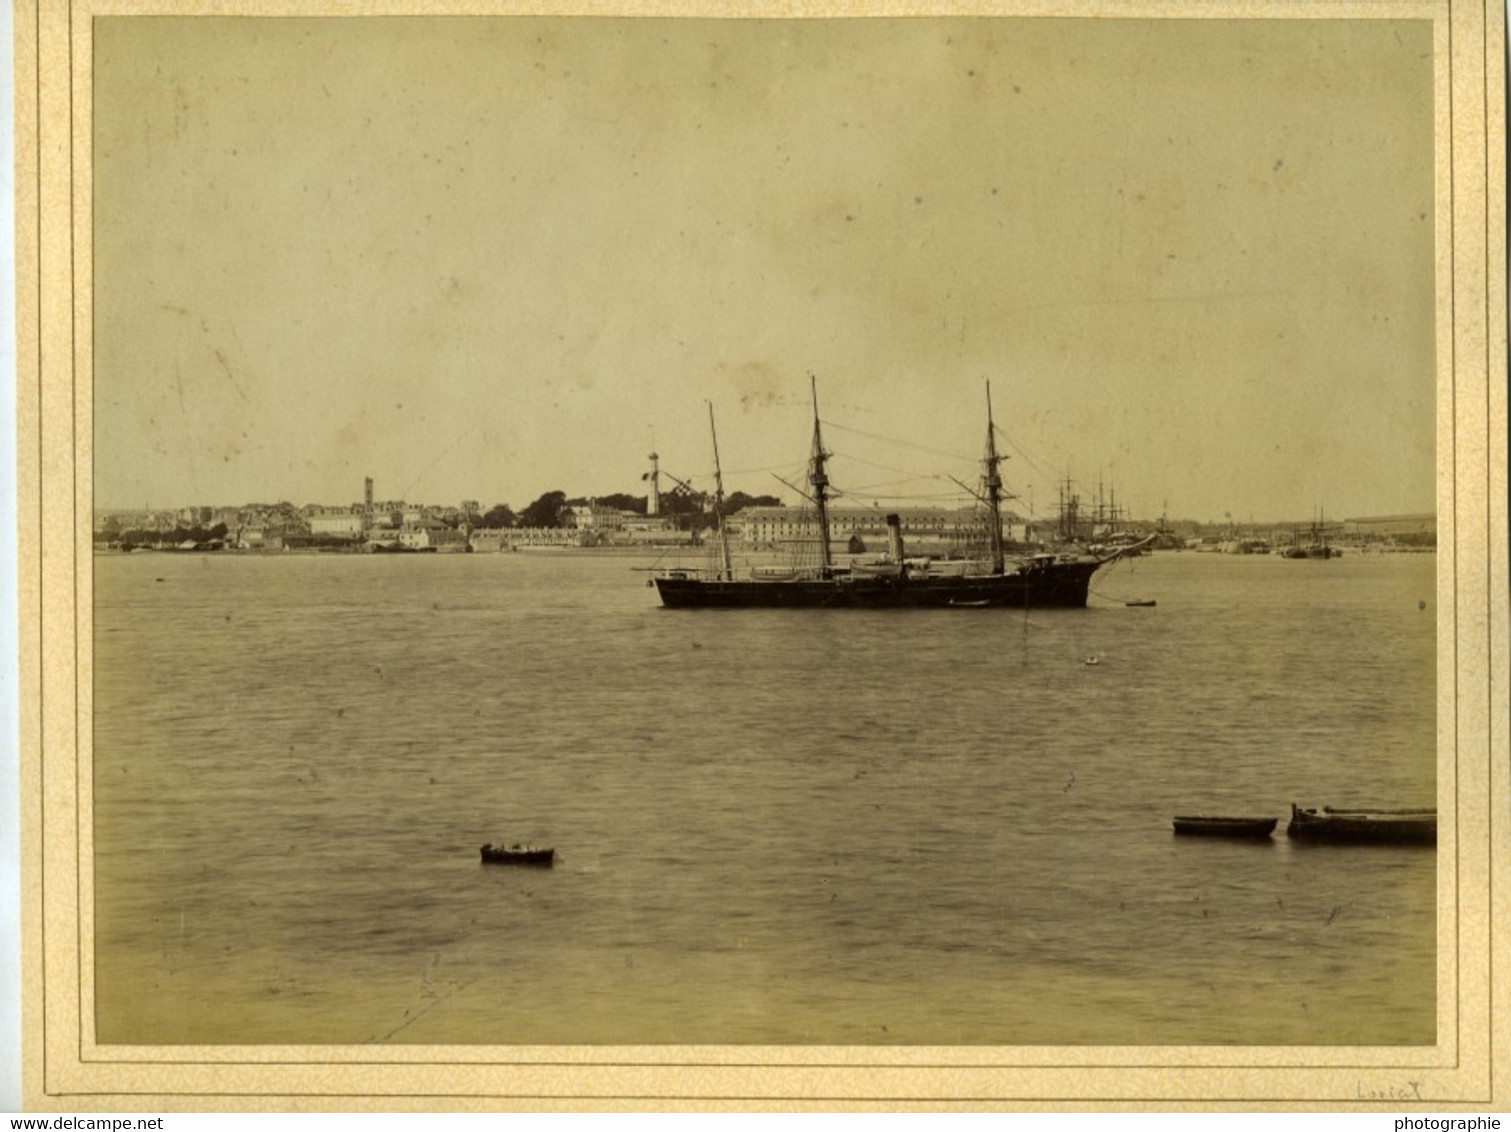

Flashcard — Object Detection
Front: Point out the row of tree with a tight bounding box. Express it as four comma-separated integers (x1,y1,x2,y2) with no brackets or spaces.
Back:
480,489,781,531
96,522,230,550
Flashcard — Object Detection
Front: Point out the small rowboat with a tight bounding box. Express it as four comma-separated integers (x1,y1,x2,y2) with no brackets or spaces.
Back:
1125,599,1157,608
1172,815,1278,839
480,842,555,866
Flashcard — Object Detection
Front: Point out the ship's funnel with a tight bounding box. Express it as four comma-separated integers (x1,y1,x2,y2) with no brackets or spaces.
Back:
886,513,904,562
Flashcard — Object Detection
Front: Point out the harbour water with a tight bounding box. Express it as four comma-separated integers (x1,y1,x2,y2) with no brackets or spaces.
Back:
92,549,1438,1046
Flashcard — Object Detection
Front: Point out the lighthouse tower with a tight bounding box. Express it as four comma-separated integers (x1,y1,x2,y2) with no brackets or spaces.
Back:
646,453,661,516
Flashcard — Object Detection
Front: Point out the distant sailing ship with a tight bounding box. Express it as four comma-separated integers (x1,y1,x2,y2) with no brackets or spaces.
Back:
651,380,1149,609
1281,516,1343,559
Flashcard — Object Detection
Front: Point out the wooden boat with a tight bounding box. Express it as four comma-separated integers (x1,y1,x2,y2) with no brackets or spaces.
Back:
1125,599,1157,608
1286,804,1436,845
480,842,555,866
1172,815,1277,839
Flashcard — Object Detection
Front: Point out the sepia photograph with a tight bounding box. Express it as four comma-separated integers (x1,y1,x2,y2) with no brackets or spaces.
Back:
15,0,1508,1111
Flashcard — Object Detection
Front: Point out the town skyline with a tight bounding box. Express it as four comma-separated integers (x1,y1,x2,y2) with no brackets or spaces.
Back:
91,472,1433,531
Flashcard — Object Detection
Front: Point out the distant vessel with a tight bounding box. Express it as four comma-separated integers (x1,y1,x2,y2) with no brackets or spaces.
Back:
652,381,1148,610
480,842,555,866
1282,517,1343,559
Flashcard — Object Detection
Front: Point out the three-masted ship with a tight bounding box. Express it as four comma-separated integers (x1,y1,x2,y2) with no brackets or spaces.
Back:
651,382,1143,609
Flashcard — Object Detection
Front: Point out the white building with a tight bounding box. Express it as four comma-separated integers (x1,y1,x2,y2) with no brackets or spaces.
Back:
566,502,634,531
307,507,364,538
733,506,1026,551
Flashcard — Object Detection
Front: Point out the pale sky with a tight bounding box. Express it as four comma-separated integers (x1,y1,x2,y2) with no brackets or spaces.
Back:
93,15,1436,522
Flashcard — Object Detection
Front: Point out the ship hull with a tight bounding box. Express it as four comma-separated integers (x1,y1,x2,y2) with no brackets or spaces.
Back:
653,560,1103,609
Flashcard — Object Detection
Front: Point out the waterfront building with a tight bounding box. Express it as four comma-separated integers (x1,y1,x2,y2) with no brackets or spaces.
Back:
1342,513,1436,544
306,506,364,538
1341,510,1432,547
566,502,636,531
622,523,695,547
731,505,1031,552
469,529,509,553
506,526,590,549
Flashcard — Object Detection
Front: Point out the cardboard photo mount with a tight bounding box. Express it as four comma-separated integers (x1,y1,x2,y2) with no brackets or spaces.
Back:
14,0,1508,1111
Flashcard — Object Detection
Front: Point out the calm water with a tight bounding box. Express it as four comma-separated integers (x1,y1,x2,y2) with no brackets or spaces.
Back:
92,549,1438,1046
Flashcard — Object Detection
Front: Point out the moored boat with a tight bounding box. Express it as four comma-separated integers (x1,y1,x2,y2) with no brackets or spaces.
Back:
1286,804,1436,845
1172,815,1277,839
652,381,1149,610
480,842,555,866
1283,516,1343,559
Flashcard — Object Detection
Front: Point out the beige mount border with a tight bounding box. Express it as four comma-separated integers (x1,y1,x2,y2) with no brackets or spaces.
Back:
15,0,1508,1111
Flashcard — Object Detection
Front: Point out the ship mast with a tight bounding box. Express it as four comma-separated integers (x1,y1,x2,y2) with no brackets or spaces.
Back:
982,381,1007,575
808,375,835,574
707,401,733,580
